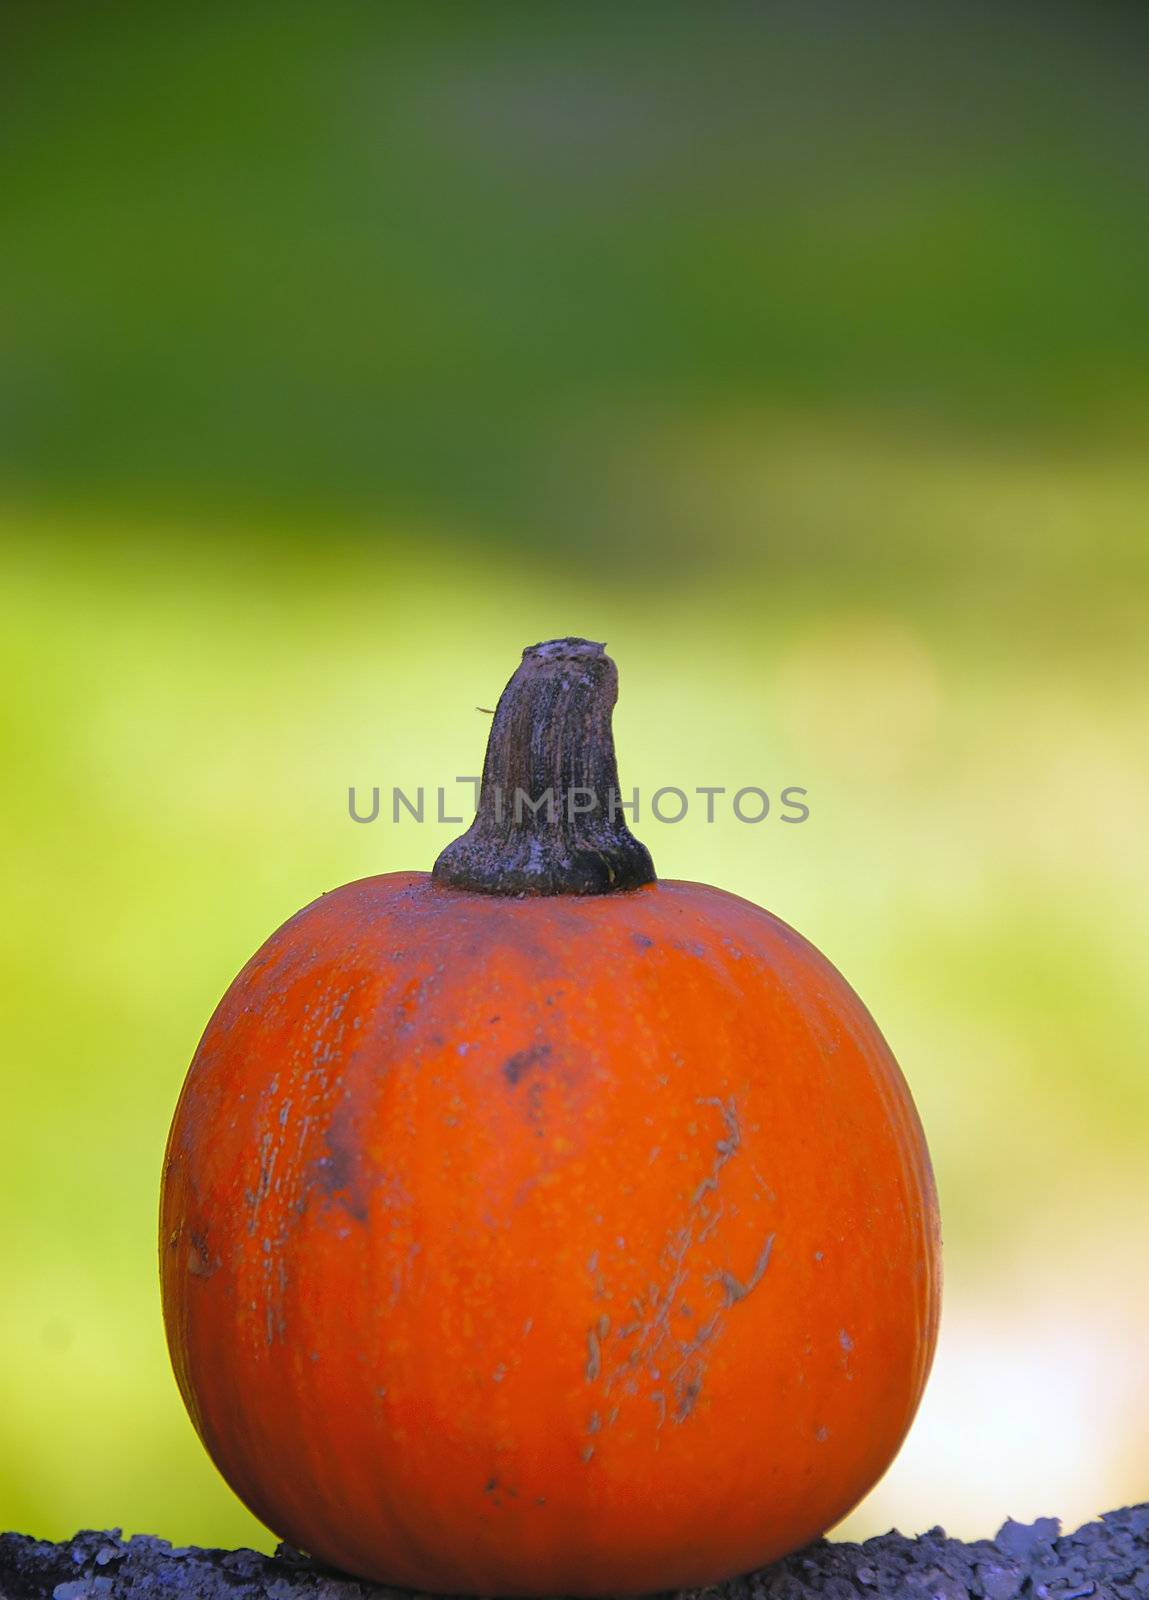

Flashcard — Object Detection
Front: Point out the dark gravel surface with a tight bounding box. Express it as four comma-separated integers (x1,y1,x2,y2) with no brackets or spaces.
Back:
2,1507,1147,1600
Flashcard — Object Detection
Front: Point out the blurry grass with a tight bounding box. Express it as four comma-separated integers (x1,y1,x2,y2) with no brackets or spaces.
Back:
4,0,1149,545
1,411,1147,1543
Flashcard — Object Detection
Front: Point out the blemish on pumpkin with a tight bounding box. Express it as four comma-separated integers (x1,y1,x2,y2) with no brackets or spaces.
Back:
697,1202,723,1244
247,1129,279,1236
839,1328,854,1352
187,1229,217,1277
503,1043,551,1086
815,1425,829,1442
585,1096,777,1428
712,1233,775,1306
314,1124,369,1222
585,1325,602,1382
675,1376,702,1421
526,1079,547,1134
631,933,654,951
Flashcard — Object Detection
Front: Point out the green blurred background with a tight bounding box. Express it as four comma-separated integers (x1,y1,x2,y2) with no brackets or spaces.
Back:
2,0,1148,1554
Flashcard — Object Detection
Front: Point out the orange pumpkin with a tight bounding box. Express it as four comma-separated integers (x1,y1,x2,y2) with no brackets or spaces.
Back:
161,639,940,1596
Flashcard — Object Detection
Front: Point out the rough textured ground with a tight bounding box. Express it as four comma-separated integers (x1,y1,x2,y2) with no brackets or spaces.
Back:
2,1508,1147,1600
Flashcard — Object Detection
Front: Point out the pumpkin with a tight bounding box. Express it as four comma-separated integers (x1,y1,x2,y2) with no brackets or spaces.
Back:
160,638,940,1596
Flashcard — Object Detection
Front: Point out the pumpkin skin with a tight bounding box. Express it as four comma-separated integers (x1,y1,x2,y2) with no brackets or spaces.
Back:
161,870,940,1595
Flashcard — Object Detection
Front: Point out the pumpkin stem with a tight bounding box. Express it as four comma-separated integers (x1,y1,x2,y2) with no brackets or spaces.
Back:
433,638,656,896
